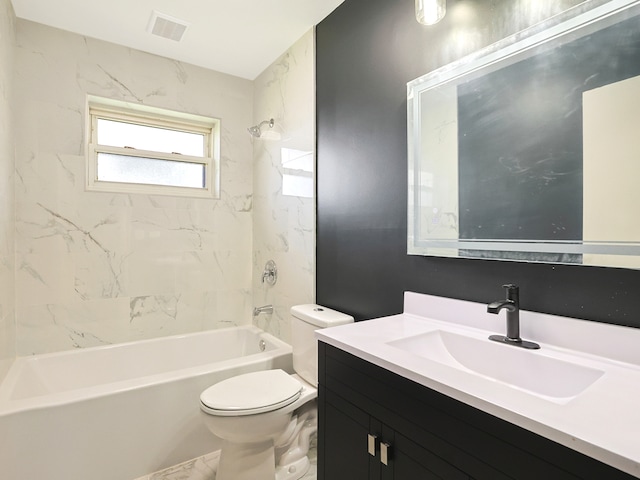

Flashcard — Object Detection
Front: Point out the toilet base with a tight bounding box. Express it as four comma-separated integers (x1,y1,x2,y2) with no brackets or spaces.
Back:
216,439,276,480
275,456,310,480
274,402,316,480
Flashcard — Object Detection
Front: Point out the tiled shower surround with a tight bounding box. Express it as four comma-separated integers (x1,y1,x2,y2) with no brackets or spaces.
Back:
252,32,315,344
0,0,16,380
9,16,315,355
13,20,251,355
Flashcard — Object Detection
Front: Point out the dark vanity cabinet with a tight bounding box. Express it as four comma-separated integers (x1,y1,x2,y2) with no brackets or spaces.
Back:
317,342,637,480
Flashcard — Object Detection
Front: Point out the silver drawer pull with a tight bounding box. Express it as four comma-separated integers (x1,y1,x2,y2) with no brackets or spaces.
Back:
367,434,378,456
381,442,391,466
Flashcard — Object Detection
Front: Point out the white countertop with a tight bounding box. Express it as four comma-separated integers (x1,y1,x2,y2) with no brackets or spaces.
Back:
316,292,640,478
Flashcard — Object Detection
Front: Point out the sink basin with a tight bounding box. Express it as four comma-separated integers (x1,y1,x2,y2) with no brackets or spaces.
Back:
387,330,604,400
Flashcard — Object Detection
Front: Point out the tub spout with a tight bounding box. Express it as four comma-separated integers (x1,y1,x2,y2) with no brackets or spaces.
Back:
253,305,273,316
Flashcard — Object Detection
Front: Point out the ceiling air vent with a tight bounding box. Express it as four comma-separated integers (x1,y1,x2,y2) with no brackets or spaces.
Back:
147,11,189,42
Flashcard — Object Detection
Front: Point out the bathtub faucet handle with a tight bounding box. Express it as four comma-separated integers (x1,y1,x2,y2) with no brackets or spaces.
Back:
261,260,277,286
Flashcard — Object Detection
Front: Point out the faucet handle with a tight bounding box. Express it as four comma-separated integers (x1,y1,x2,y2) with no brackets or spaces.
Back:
261,260,277,286
501,284,519,302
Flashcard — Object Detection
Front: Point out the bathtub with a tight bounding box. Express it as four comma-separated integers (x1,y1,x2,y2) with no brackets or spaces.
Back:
0,325,293,480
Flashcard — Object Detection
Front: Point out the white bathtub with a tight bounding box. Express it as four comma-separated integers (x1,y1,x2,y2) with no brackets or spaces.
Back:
0,325,293,480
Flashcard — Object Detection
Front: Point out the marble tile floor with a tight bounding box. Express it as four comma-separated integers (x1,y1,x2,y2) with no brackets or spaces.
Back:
135,448,317,480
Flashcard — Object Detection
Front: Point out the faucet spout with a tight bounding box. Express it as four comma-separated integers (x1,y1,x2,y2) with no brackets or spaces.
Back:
487,299,516,314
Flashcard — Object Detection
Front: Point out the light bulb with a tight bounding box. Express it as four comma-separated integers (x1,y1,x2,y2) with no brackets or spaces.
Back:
416,0,446,25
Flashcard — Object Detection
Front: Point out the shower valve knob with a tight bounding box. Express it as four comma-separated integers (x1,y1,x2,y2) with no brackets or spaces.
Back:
261,260,277,286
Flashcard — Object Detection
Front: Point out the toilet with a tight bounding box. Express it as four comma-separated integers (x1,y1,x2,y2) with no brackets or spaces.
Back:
200,304,353,480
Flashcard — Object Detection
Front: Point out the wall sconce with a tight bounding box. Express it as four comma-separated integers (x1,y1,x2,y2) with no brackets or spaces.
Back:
415,0,446,25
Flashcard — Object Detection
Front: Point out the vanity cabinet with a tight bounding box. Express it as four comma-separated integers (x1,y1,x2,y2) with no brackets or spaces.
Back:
317,342,637,480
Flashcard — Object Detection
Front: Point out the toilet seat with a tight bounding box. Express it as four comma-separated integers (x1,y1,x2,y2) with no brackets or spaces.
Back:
200,369,303,416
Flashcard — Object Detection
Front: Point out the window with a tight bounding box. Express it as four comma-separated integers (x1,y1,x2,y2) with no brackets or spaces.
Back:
86,96,219,198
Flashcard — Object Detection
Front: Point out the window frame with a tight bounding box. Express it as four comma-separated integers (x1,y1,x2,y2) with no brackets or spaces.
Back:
86,96,220,198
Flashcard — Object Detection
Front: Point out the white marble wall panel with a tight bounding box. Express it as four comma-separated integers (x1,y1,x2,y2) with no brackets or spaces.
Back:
252,31,316,342
0,0,16,380
14,20,254,355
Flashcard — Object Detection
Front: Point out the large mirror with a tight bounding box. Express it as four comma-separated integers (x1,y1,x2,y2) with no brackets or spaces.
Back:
408,0,640,268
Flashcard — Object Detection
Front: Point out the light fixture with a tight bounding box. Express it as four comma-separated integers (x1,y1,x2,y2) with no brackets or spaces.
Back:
415,0,446,25
247,118,275,138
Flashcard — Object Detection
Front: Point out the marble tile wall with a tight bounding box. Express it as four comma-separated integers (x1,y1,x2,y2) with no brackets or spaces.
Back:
252,30,316,342
0,0,16,379
13,20,255,355
134,449,317,480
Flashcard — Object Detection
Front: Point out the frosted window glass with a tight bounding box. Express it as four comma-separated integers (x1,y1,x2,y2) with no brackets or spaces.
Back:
97,153,205,189
97,119,205,156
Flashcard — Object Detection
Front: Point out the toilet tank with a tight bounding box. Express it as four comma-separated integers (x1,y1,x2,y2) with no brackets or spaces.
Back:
291,304,354,385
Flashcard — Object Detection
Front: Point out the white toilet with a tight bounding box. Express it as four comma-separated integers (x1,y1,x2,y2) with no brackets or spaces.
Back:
200,304,353,480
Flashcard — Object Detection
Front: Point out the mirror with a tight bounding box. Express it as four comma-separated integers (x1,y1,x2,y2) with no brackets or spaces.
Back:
408,0,640,269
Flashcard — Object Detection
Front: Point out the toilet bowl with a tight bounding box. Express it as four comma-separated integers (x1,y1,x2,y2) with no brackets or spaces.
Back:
199,304,353,480
200,371,317,480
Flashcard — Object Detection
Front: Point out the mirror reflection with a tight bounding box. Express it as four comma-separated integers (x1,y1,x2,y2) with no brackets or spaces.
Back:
408,0,640,268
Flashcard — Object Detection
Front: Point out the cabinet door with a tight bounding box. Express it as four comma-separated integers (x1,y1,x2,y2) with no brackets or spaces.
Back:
321,389,373,479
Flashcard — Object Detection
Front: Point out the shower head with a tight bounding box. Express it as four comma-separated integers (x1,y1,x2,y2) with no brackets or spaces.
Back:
247,125,262,137
247,118,275,138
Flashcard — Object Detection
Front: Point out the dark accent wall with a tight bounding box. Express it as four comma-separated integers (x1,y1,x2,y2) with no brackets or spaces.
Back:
316,0,640,328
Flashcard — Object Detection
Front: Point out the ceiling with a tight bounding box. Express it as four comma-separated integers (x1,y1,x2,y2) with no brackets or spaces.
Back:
10,0,345,80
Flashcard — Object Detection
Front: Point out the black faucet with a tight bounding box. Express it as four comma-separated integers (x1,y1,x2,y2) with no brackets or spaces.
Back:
487,284,540,349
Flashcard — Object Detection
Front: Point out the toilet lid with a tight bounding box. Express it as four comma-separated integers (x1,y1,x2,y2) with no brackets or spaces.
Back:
200,369,302,416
